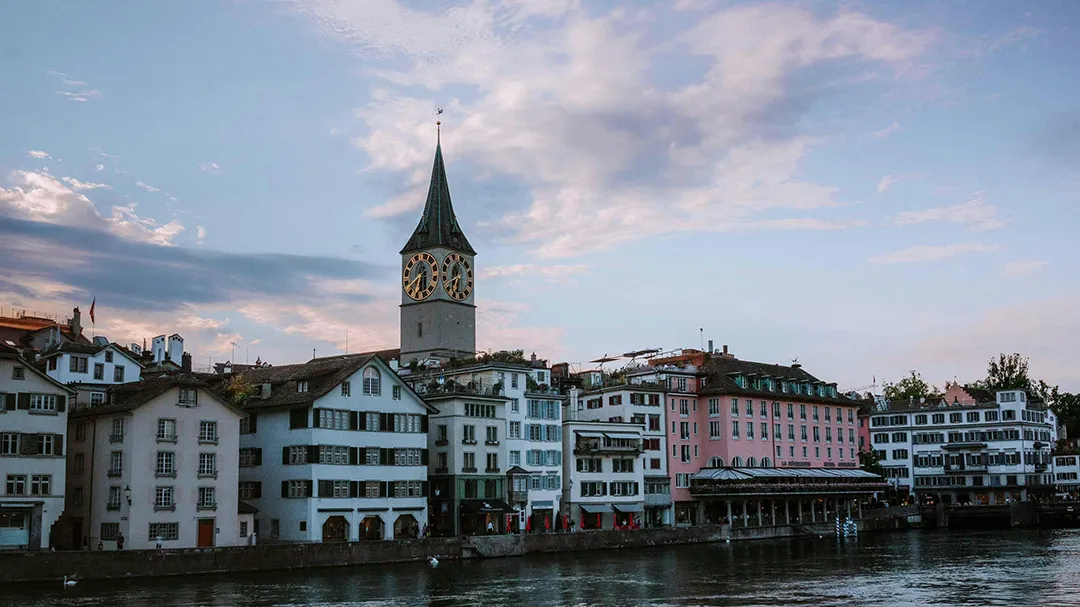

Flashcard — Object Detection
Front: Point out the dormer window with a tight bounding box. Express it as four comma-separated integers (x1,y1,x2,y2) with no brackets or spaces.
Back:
297,380,309,393
105,351,113,363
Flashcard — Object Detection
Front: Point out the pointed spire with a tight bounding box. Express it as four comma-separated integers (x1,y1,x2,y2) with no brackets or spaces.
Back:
400,124,475,255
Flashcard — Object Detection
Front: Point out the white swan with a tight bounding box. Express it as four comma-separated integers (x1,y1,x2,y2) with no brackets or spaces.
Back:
63,575,77,588
429,557,439,567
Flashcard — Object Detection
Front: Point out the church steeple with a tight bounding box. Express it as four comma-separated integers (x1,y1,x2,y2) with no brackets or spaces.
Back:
400,137,475,256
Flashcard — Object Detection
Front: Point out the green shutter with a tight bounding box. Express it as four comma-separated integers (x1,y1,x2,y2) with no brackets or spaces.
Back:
421,481,429,497
420,415,428,433
254,482,262,499
307,445,319,464
249,413,258,433
349,447,359,466
17,393,30,410
54,434,64,457
282,447,289,465
359,412,368,431
254,449,262,466
281,481,289,498
349,411,359,431
3,393,14,411
56,395,67,413
421,449,429,466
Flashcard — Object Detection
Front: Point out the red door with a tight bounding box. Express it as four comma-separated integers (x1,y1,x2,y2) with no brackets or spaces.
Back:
197,519,214,547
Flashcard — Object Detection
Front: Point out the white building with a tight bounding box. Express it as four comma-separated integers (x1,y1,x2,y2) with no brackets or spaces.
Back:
63,374,245,550
0,344,76,549
403,356,564,533
234,353,433,542
1053,455,1079,495
867,388,1057,504
572,381,672,526
41,339,144,407
561,418,645,530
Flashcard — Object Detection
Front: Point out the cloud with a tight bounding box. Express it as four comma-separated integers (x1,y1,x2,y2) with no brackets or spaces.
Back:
195,226,207,244
963,26,1043,58
47,70,87,87
199,162,221,174
869,242,996,264
876,175,896,193
27,150,51,159
56,90,103,102
892,191,1005,231
48,70,102,102
94,164,105,172
1003,259,1047,278
61,177,111,191
481,264,589,282
134,180,160,193
873,123,901,139
290,1,932,258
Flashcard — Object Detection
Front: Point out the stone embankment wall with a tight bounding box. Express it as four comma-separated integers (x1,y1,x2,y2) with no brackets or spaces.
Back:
0,519,901,585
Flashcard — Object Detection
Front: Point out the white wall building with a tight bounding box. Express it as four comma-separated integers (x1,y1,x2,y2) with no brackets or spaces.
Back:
236,353,433,542
867,389,1056,504
41,340,144,407
0,345,76,549
63,374,244,550
561,418,645,530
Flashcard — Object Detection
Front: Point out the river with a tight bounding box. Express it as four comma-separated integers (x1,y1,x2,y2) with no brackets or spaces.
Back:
5,530,1080,606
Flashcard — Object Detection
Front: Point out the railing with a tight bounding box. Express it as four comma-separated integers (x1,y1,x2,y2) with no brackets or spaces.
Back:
690,481,889,496
574,443,642,455
109,434,124,443
510,491,528,503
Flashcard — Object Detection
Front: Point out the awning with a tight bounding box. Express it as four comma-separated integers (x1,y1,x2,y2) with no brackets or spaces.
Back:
576,431,604,438
460,499,515,514
612,503,644,513
531,501,554,509
602,432,640,439
580,504,613,513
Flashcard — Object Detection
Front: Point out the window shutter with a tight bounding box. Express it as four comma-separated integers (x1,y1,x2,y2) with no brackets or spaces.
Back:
349,447,359,466
358,447,367,465
54,435,64,456
56,395,67,412
379,448,389,466
290,408,308,429
350,481,359,498
421,449,429,466
282,446,290,465
310,408,321,428
3,393,14,410
381,413,391,432
254,449,263,466
254,482,262,498
359,412,368,431
20,435,34,455
379,481,388,497
249,413,258,433
305,480,313,497
318,480,332,498
420,415,428,433
421,481,429,497
281,481,289,498
17,393,30,410
349,411,359,431
307,445,319,464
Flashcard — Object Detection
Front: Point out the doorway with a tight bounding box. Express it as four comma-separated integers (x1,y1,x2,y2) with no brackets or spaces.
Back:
197,519,215,547
322,516,350,542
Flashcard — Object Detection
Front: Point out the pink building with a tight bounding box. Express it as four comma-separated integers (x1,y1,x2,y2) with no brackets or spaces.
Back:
633,346,863,524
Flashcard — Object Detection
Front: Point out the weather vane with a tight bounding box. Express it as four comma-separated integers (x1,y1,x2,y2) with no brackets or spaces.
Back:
436,108,443,142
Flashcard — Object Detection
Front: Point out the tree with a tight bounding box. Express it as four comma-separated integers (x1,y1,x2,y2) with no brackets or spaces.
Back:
859,449,885,477
225,374,253,406
882,370,941,402
972,353,1034,393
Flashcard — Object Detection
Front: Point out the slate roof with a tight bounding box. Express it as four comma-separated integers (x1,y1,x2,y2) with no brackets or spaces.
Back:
69,373,232,417
698,356,855,405
400,142,475,255
40,341,146,367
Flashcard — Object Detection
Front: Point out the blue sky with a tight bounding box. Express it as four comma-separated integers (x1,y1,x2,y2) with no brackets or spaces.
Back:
1,1,1078,391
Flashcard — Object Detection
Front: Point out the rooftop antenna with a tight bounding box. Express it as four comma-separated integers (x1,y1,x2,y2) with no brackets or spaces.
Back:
312,348,316,360
699,328,703,351
436,108,443,143
230,341,237,365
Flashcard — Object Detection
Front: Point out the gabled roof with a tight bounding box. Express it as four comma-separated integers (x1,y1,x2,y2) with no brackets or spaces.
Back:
699,356,853,405
69,373,238,418
40,341,146,368
0,343,77,394
400,141,475,256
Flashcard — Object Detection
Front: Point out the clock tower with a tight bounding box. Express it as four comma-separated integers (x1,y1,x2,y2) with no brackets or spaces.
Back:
399,131,477,363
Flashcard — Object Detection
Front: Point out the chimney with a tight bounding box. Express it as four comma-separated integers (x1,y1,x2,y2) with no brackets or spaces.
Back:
70,307,82,338
568,387,581,421
531,352,537,363
151,335,167,364
181,352,192,373
168,334,183,363
707,339,714,353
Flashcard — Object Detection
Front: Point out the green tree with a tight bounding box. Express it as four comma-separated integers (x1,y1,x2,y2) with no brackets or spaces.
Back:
882,370,941,402
971,353,1034,393
225,374,253,406
859,449,885,477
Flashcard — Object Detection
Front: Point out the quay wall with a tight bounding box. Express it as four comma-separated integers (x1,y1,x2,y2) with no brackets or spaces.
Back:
0,519,902,585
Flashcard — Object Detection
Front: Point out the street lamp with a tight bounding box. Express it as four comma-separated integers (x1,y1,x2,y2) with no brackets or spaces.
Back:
124,485,131,506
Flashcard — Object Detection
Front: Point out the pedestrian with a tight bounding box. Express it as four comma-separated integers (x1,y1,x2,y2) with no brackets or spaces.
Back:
97,541,103,551
486,519,494,534
156,536,163,550
116,532,124,551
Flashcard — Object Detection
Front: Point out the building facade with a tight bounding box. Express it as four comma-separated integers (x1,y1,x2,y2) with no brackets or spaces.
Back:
399,138,477,363
866,388,1057,504
63,374,244,550
233,353,432,543
41,340,144,407
561,419,646,530
0,345,76,549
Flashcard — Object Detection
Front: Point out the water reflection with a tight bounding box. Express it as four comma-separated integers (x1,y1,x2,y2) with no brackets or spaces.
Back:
5,530,1080,607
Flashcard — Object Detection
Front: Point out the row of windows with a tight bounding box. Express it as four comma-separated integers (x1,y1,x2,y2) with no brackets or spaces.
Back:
575,457,636,473
4,474,51,496
706,421,855,444
56,355,126,382
874,407,1046,428
0,433,62,456
509,474,562,492
579,481,639,497
306,409,424,432
153,419,218,442
707,399,855,424
730,375,838,399
284,445,427,466
670,441,855,464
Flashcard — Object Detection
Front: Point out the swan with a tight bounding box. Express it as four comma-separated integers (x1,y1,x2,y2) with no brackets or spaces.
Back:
429,556,439,567
63,576,77,588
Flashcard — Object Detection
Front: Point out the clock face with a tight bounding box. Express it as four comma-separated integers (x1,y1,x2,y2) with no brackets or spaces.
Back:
402,252,438,301
441,252,474,301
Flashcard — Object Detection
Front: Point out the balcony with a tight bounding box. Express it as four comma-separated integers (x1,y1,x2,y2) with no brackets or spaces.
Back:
155,470,177,479
485,440,500,446
106,503,121,511
156,434,177,444
197,502,217,511
154,504,176,512
462,467,478,473
574,443,643,455
435,439,448,447
644,493,672,506
109,434,124,443
197,470,218,479
198,437,219,446
510,491,528,503
461,439,477,446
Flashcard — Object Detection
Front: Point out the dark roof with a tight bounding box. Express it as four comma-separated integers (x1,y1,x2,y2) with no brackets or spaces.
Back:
400,142,475,255
0,344,77,393
40,341,146,367
960,386,995,402
70,374,236,418
699,356,853,405
238,501,259,515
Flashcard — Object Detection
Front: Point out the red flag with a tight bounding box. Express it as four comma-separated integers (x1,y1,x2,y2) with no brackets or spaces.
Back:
89,298,96,324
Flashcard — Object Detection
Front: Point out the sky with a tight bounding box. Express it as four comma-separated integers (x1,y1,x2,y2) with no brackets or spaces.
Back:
1,1,1078,392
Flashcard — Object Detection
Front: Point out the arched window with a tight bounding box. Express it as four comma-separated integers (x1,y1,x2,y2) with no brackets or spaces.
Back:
362,367,381,396
762,457,772,468
732,456,744,467
707,456,724,468
747,457,757,468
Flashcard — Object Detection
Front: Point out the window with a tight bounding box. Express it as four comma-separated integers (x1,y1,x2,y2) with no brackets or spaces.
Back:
486,426,498,444
30,394,57,412
486,453,498,471
149,522,179,541
113,366,125,383
297,380,309,393
90,392,104,406
787,403,794,420
11,366,24,380
813,427,820,443
679,400,689,416
5,475,26,495
109,451,123,475
731,398,739,415
199,421,218,443
463,452,476,471
966,411,980,423
580,481,606,497
813,406,819,421
801,426,808,442
178,388,198,407
341,381,351,397
239,448,261,467
93,363,104,380
105,350,113,363
157,419,177,441
289,445,309,464
288,480,311,498
577,458,602,472
393,448,422,466
709,421,722,438
760,423,768,440
198,453,217,477
37,434,56,455
788,425,795,440
746,422,754,440
70,356,88,373
101,522,120,541
362,367,381,395
318,408,348,430
1,433,19,455
949,412,962,424
680,422,690,440
681,445,691,463
800,404,807,420
708,398,720,416
156,451,176,476
155,486,175,509
198,487,216,509
675,473,690,488
677,377,687,392
745,399,752,416
613,458,635,473
240,415,256,434
392,385,401,400
463,425,476,443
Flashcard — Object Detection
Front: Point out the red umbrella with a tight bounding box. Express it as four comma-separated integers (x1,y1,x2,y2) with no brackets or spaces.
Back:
525,517,531,533
544,515,550,531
